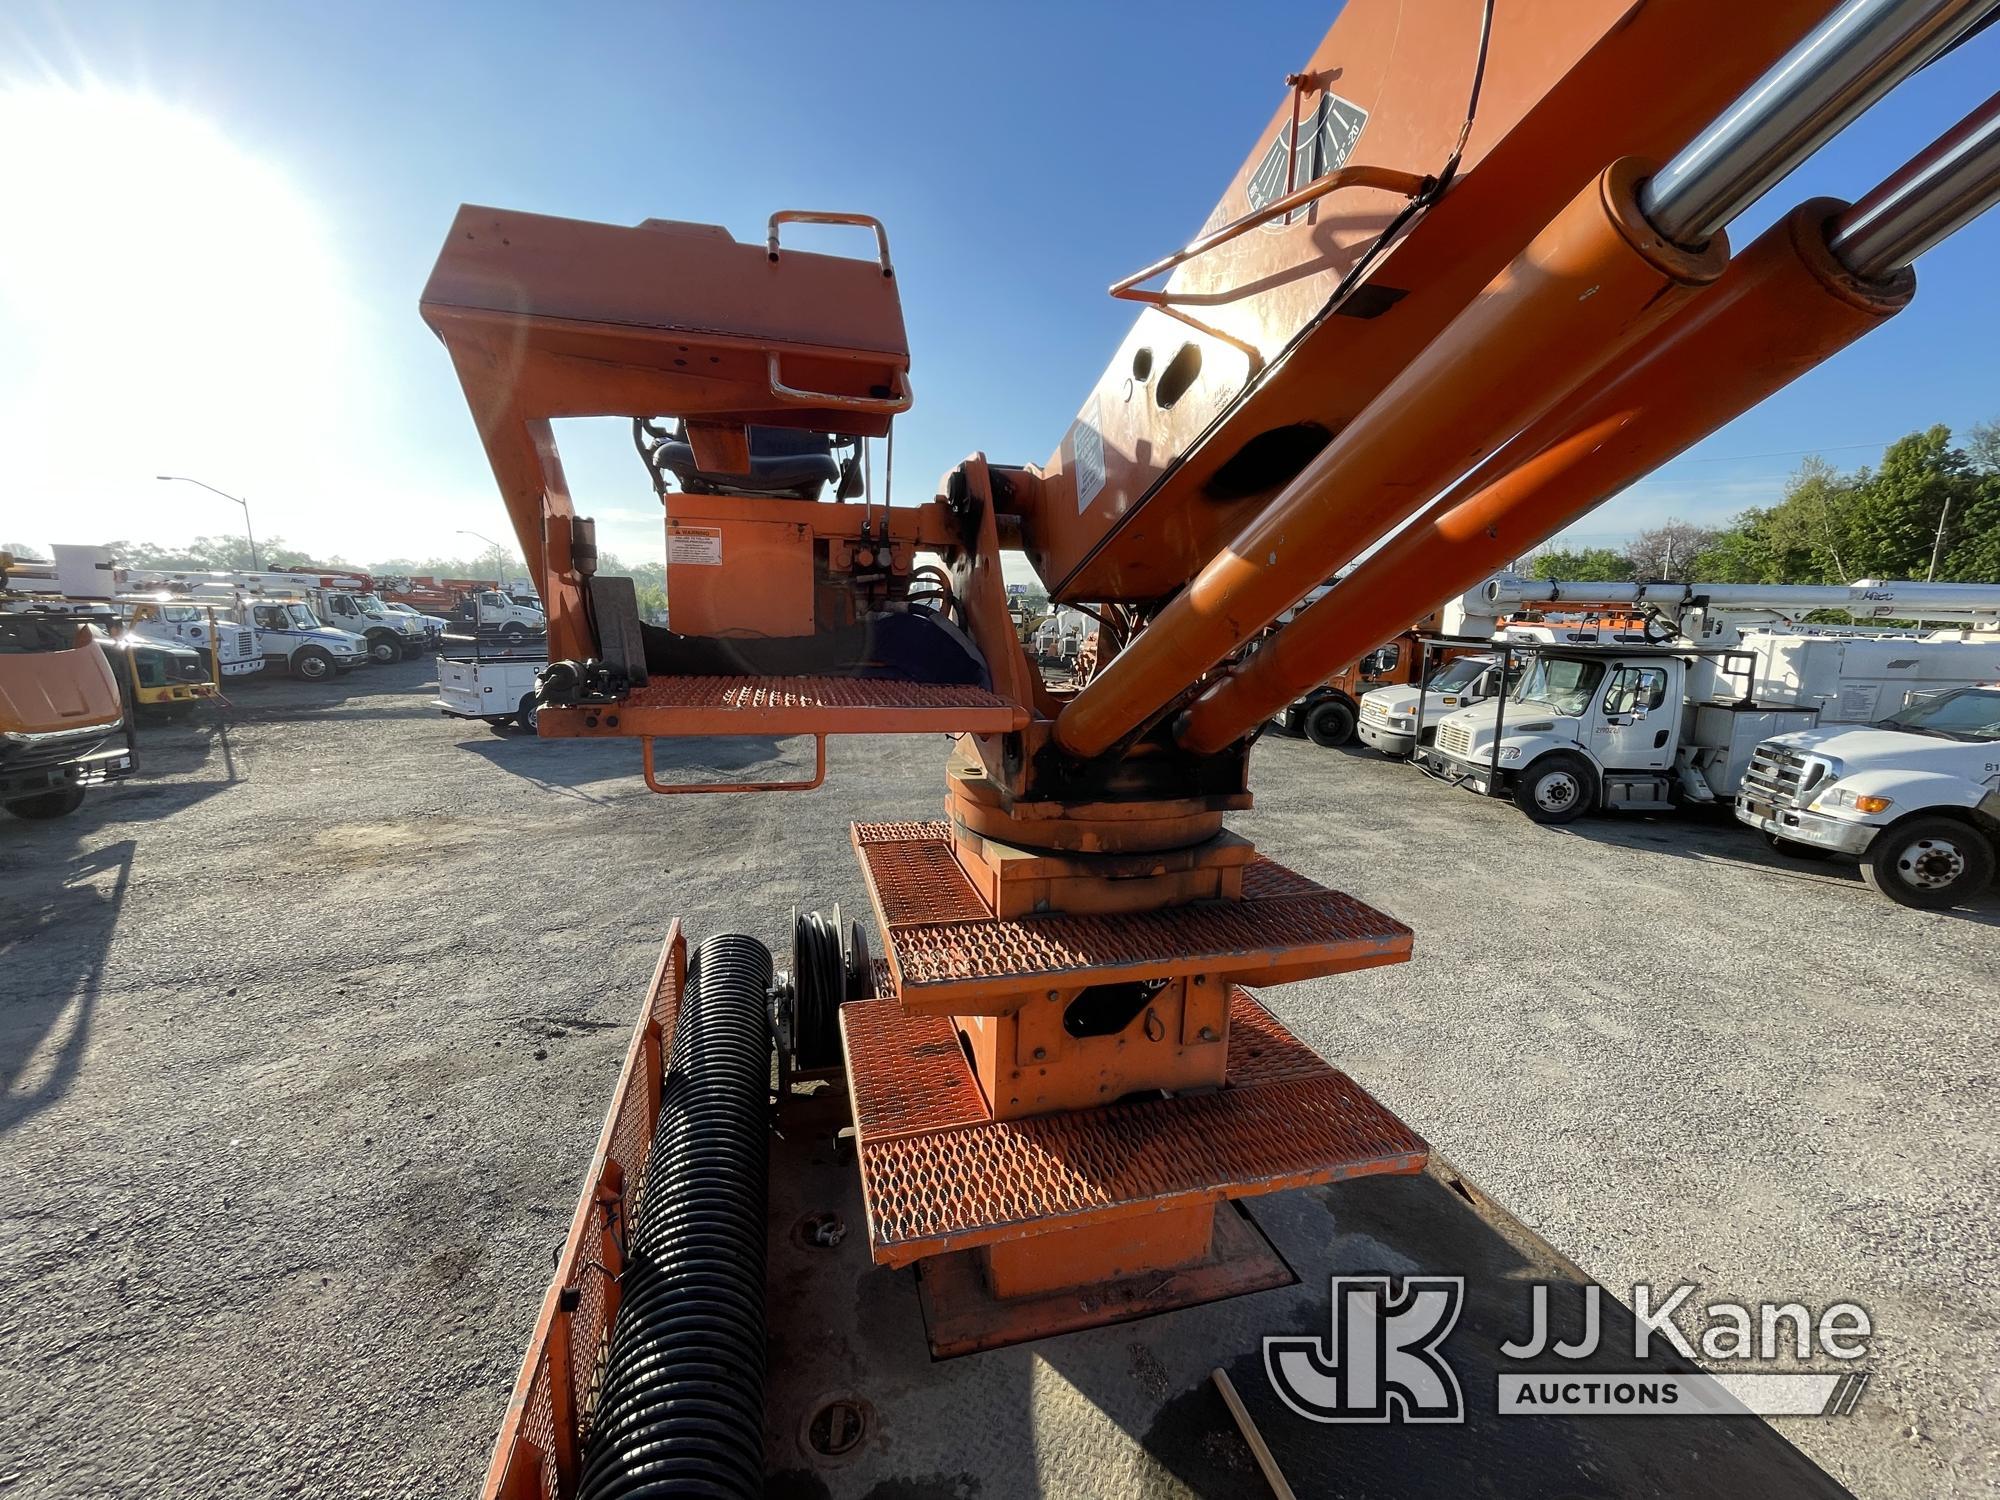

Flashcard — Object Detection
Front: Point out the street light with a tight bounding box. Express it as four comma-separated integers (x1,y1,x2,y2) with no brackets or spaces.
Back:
156,475,259,571
458,528,510,586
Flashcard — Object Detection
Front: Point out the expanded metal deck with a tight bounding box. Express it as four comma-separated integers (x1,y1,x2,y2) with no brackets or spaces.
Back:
851,821,1414,1010
546,676,1027,737
839,986,1428,1267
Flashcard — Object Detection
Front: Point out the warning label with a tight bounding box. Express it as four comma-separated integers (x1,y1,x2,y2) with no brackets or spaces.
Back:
1072,397,1106,515
667,527,723,566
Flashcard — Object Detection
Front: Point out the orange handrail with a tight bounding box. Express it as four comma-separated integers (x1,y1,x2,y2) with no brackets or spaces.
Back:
1109,164,1431,305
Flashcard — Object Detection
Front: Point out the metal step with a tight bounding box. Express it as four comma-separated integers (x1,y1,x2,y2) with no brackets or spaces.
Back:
839,984,1428,1268
851,821,1413,1011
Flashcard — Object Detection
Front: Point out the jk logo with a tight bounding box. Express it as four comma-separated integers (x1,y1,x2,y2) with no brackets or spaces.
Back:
1265,1276,1466,1423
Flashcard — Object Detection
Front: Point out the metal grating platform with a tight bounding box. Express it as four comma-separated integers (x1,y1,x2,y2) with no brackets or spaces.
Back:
839,987,1427,1267
851,821,1413,1010
552,677,1027,738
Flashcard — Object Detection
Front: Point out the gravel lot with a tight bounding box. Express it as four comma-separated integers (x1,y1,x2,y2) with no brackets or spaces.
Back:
4,656,1994,1498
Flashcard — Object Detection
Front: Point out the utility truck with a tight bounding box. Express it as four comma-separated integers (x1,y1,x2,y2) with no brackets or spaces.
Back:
1,546,265,683
0,609,136,820
119,566,430,663
1418,630,2000,826
236,598,371,679
1357,651,1508,756
1735,684,2000,909
448,587,547,645
433,630,546,730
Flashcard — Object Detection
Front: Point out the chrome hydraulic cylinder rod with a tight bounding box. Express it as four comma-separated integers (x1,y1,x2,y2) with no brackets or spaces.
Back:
1641,0,1996,244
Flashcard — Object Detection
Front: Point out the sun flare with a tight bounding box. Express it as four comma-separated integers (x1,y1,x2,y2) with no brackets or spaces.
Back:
0,84,355,528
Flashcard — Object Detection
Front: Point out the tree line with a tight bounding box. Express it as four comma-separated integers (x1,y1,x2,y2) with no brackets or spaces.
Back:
1526,420,2000,587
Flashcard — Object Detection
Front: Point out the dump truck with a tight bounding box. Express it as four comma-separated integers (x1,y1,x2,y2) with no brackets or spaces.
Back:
411,4,2000,1495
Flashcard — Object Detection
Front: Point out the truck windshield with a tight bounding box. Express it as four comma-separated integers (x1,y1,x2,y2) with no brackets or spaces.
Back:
285,604,320,629
1879,688,2000,742
1509,656,1605,717
353,594,388,617
1426,658,1490,693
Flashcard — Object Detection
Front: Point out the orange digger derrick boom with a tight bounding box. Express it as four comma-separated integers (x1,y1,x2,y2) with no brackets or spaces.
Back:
420,2,2000,1494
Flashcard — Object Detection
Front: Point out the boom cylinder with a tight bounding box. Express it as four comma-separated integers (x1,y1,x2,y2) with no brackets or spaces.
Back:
1173,197,1915,755
1050,159,1727,762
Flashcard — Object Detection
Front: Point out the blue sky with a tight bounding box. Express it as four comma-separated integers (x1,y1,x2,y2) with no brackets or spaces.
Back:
3,1,1995,576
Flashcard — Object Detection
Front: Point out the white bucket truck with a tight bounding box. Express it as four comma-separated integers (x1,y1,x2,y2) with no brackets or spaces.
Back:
1735,684,2000,909
1416,629,2000,828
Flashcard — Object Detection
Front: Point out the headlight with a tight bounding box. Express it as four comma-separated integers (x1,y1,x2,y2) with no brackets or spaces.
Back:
1498,746,1522,762
1811,786,1893,816
1388,716,1414,730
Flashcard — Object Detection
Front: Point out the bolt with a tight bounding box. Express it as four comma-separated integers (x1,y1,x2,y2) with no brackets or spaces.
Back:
1032,1046,1047,1061
1199,1027,1219,1043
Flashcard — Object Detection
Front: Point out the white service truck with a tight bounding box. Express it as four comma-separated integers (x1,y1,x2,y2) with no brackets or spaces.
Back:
1734,684,2000,909
435,653,545,730
1416,630,2000,827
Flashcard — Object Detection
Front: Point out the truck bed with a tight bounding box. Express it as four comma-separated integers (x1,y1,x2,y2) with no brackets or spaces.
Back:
763,1087,1852,1499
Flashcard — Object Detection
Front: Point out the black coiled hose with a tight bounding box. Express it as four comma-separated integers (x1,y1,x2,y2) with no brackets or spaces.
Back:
577,932,773,1500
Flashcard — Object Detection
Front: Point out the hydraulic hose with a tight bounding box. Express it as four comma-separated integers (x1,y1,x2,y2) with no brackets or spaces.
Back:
578,932,774,1500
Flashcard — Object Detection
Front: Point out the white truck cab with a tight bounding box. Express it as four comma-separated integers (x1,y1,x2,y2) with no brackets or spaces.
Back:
1420,633,2000,837
1357,653,1505,757
121,597,264,679
236,599,371,680
1735,685,2000,909
1419,646,1821,823
307,589,430,662
453,588,547,644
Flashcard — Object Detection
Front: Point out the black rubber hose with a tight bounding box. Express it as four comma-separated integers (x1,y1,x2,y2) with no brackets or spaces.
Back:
577,932,773,1500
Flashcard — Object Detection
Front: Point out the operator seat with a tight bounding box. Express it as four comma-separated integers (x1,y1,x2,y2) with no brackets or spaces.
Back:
650,423,842,500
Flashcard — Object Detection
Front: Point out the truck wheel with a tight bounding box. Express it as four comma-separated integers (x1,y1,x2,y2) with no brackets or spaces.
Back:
502,623,527,645
366,632,400,664
1514,753,1594,825
516,694,541,733
1859,817,1995,909
6,786,87,819
1303,699,1355,748
1759,830,1831,861
293,647,333,682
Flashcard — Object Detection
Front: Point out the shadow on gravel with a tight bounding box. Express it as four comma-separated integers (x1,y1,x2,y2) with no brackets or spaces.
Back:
1542,812,2000,925
454,735,641,803
0,837,132,1132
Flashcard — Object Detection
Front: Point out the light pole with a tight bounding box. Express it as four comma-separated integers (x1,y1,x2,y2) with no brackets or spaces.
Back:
458,529,510,587
156,475,259,571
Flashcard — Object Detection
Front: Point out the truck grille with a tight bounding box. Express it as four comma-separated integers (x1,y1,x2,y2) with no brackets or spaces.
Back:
1740,745,1824,808
1437,722,1472,757
1361,698,1387,724
239,629,257,656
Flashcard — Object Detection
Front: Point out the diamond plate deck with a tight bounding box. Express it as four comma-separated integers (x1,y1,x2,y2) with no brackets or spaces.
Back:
545,677,1027,738
839,988,1427,1267
851,822,1412,1010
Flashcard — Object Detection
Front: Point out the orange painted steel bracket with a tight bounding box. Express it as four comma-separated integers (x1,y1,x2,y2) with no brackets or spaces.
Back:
481,923,687,1500
641,732,827,796
1110,164,1432,304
